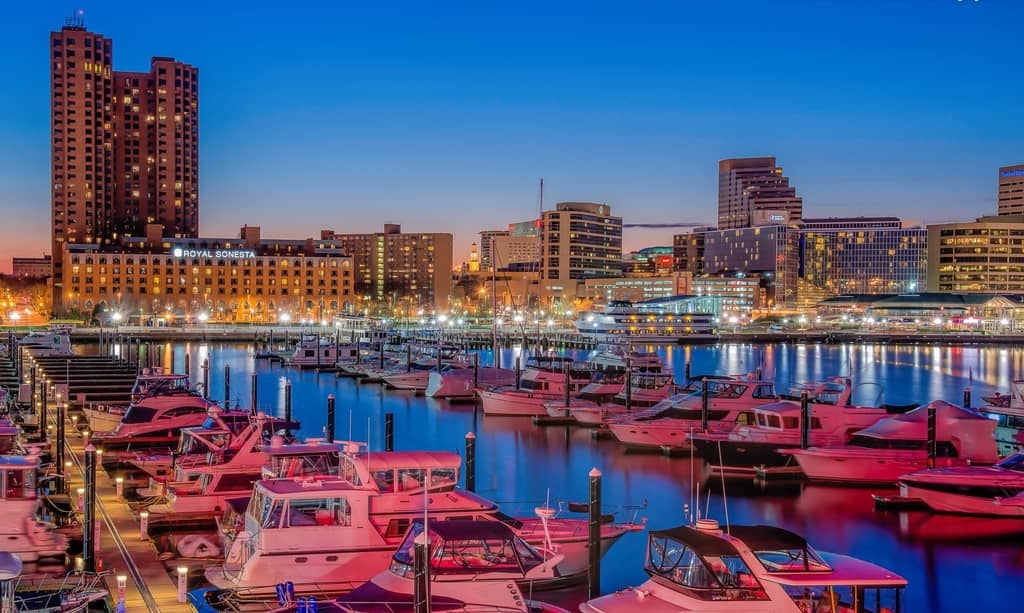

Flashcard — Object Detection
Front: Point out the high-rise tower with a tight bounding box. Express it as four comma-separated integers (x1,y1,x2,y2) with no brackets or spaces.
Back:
717,157,802,230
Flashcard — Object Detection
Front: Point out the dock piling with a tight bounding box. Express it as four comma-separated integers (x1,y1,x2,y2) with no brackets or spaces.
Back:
800,391,811,449
927,402,937,469
251,372,259,414
83,444,97,573
963,387,971,409
413,531,430,613
515,356,521,389
224,364,231,408
284,380,293,435
326,394,336,442
700,377,709,432
625,355,632,412
55,401,65,493
184,351,190,376
202,358,210,400
406,343,413,373
587,467,602,599
473,353,479,388
385,412,395,451
465,432,476,492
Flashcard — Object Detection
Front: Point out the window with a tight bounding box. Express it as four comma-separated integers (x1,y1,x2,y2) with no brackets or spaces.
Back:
285,497,351,527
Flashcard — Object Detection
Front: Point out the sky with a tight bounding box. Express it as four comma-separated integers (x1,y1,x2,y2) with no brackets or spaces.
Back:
0,0,1020,272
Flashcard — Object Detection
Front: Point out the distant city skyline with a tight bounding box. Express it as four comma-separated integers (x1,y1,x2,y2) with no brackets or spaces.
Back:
1,1,1021,272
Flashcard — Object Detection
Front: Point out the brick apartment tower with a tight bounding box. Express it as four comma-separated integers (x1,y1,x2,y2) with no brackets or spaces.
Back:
50,15,198,313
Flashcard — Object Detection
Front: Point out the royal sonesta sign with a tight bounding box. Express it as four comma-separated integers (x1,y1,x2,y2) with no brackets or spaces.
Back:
172,247,256,259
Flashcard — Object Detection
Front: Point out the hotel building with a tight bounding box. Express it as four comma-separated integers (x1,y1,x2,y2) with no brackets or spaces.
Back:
60,225,353,322
927,215,1024,293
540,202,623,302
11,256,53,279
718,157,803,230
702,225,800,308
50,19,198,312
999,164,1024,216
321,224,453,309
801,217,928,294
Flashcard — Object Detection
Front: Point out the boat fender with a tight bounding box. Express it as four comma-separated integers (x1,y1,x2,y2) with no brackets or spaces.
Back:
286,581,295,603
275,583,287,606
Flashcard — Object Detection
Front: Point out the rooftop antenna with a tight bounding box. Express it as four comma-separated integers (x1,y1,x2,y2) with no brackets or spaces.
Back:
66,8,85,28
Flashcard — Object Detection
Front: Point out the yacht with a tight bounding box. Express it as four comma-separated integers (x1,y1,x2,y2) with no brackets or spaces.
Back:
0,455,68,562
83,369,205,433
607,376,777,452
587,344,663,373
574,298,718,343
206,448,630,593
193,520,568,613
381,346,473,392
17,325,74,357
288,334,347,369
547,373,676,426
897,452,1024,517
579,518,906,613
93,396,248,454
787,400,1001,485
689,377,904,472
425,366,517,399
980,380,1024,456
0,553,108,613
478,356,593,417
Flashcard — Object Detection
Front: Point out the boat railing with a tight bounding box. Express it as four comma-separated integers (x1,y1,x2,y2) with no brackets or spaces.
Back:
201,581,363,612
13,571,109,609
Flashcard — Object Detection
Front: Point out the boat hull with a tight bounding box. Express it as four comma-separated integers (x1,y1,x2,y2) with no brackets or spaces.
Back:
899,482,1024,517
789,448,963,485
478,389,560,417
81,407,124,433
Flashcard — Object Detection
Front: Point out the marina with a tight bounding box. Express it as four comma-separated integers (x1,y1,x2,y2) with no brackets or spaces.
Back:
2,334,1024,611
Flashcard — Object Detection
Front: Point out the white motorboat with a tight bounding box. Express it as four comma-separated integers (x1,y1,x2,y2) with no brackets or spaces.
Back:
425,367,517,399
94,395,248,454
17,325,74,357
607,375,776,452
980,380,1024,456
580,518,906,613
897,452,1024,517
206,448,630,593
288,334,343,369
478,357,592,417
689,377,911,472
788,400,1001,485
0,553,108,613
0,455,68,563
381,346,473,391
83,369,206,433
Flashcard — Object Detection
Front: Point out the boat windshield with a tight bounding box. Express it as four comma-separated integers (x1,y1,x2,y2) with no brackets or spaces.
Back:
996,453,1024,472
752,546,831,573
248,489,284,529
391,523,544,577
780,585,903,613
645,534,768,602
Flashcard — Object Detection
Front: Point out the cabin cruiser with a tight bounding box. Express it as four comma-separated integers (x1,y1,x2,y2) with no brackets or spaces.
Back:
478,357,592,417
93,397,249,455
0,455,68,562
607,376,776,452
545,373,676,425
17,325,74,357
897,452,1024,517
425,366,517,399
377,346,472,391
587,343,663,373
83,369,205,433
206,448,630,593
123,410,293,478
288,334,344,369
580,518,906,613
193,521,569,613
134,416,298,523
980,380,1024,456
690,381,907,473
787,400,1001,485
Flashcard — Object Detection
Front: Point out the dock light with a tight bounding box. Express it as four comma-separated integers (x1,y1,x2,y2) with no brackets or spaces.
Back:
177,566,188,603
71,415,79,426
116,575,127,605
932,317,943,326
139,511,149,540
74,556,84,573
76,487,85,511
82,430,90,446
1001,318,1011,326
115,477,124,498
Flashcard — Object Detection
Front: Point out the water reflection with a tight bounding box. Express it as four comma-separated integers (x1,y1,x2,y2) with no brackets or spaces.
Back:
143,341,1024,612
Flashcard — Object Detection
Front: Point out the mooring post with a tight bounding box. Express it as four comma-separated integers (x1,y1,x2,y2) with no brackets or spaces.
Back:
385,412,395,452
927,401,937,469
250,373,259,415
326,394,336,442
406,343,413,373
184,351,191,377
800,390,811,449
587,467,602,599
963,387,971,409
685,358,691,382
700,377,709,432
465,432,476,492
83,444,97,572
473,352,479,388
202,358,210,400
284,380,293,435
625,355,632,412
413,529,430,613
224,364,231,408
55,401,66,494
515,356,521,389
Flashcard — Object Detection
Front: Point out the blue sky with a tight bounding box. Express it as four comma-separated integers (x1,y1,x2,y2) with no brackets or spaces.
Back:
0,0,1020,271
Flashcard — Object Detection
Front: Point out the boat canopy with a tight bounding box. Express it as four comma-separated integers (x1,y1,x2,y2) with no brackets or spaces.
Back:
851,400,1000,462
0,552,23,581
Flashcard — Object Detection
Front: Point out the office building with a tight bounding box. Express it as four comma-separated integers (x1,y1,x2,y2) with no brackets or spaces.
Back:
323,224,453,309
60,225,353,322
581,273,690,304
478,230,509,271
801,218,928,295
673,228,710,275
999,165,1024,216
50,19,198,313
718,157,803,230
703,225,800,308
692,274,762,316
927,215,1024,293
622,247,674,274
11,256,53,279
492,234,541,271
540,202,623,302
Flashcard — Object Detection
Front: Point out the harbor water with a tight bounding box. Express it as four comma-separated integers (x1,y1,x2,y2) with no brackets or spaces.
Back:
126,341,1024,611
